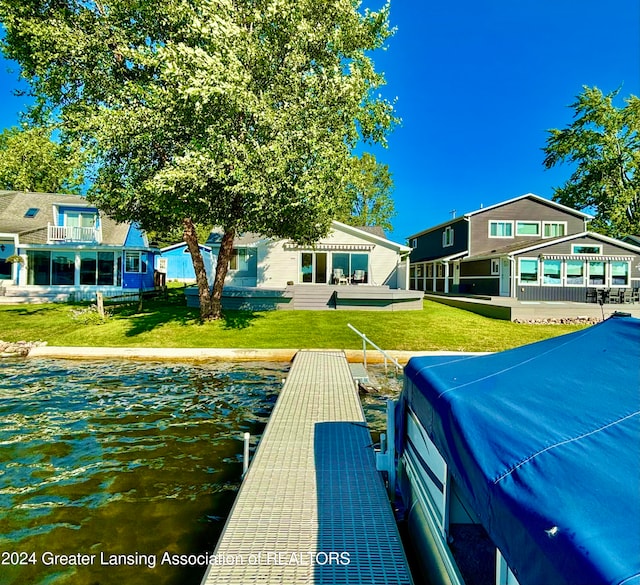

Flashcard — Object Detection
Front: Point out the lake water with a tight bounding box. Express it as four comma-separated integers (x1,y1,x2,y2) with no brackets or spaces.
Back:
0,358,399,585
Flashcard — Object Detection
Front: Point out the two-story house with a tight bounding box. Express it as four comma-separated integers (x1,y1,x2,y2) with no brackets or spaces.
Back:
0,191,158,301
408,193,640,301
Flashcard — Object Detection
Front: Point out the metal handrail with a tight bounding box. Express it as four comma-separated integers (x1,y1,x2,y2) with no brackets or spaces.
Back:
347,323,403,374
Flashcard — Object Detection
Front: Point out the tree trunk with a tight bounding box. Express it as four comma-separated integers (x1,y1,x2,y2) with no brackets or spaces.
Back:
183,217,215,320
211,227,236,320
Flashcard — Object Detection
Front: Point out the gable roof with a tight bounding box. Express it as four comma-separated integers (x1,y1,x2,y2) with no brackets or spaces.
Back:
408,193,593,239
0,190,132,246
203,221,410,253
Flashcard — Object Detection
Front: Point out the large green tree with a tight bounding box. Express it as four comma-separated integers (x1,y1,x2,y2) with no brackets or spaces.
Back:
0,0,396,319
0,125,84,193
341,152,396,231
543,86,640,238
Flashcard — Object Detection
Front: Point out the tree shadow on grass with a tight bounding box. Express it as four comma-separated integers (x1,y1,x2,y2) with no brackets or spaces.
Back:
117,300,202,338
221,310,263,330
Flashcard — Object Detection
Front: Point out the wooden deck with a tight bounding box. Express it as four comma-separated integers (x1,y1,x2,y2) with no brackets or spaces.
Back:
200,350,413,585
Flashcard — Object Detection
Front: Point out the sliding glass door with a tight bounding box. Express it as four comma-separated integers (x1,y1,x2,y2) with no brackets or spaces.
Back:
300,252,327,284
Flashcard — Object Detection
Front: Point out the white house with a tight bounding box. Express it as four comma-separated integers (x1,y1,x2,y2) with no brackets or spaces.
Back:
183,221,423,311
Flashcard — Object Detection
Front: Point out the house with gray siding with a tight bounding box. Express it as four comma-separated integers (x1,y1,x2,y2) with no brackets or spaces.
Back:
409,193,640,301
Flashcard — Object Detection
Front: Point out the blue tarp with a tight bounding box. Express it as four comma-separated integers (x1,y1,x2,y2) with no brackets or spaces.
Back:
399,315,640,585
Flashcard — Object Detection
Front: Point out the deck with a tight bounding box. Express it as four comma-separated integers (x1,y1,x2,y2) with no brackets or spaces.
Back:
425,293,640,321
200,350,413,585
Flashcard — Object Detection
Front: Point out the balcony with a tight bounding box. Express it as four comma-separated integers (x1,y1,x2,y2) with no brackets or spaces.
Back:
48,223,102,243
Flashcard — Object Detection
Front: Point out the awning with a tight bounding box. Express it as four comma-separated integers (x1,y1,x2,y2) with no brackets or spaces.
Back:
540,254,633,261
283,243,374,251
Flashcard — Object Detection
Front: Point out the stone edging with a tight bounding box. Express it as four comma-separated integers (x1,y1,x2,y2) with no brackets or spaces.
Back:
1,340,48,358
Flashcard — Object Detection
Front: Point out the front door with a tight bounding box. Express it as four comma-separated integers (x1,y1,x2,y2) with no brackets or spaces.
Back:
500,258,511,296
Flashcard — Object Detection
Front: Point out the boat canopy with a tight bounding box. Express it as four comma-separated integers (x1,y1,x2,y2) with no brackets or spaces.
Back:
398,315,640,585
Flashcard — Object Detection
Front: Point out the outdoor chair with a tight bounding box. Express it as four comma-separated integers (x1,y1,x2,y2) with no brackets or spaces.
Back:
586,288,597,303
632,287,640,303
352,269,366,284
332,268,348,285
622,288,633,304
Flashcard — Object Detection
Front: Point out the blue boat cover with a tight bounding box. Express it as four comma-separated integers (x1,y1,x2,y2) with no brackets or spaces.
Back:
398,315,640,585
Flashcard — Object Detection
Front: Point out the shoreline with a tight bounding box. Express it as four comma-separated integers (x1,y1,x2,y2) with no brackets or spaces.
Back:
27,345,485,364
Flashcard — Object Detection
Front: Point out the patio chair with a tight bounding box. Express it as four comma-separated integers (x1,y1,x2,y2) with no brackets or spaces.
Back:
622,288,633,304
586,288,597,303
632,287,640,303
332,268,348,285
352,269,366,284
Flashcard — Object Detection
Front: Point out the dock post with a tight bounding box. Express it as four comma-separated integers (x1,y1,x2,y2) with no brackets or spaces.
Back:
242,432,250,478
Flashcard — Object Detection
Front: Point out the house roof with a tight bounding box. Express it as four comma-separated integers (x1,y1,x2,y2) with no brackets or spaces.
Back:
0,190,132,246
466,231,640,260
202,221,410,253
407,193,593,240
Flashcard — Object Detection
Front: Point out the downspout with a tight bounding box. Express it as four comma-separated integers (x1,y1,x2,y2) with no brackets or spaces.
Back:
510,255,516,298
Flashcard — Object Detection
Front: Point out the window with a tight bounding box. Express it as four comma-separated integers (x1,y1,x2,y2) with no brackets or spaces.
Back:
229,248,256,273
572,244,602,255
65,210,97,228
80,252,97,285
331,252,368,283
542,259,562,286
436,264,444,278
410,238,417,248
442,226,454,247
516,221,540,236
52,252,75,285
425,264,433,278
98,252,116,285
566,260,585,286
489,221,513,238
415,265,422,277
491,259,500,275
24,208,39,218
27,251,51,285
611,261,630,287
543,222,566,238
588,261,606,285
519,258,539,284
125,251,148,273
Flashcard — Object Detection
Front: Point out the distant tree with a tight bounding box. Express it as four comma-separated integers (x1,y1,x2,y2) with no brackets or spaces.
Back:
0,0,396,320
341,153,396,232
0,126,84,193
543,86,640,238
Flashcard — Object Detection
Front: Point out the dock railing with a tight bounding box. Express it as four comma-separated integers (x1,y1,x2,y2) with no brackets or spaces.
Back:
347,323,403,374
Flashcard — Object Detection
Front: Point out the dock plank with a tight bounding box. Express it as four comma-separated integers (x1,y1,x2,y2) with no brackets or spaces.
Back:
201,350,412,585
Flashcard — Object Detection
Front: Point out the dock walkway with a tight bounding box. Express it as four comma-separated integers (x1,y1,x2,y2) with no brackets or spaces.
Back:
201,350,413,585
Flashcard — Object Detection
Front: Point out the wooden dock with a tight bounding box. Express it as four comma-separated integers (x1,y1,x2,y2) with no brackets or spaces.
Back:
200,350,413,585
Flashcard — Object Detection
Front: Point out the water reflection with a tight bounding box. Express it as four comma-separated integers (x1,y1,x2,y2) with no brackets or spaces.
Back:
0,359,286,585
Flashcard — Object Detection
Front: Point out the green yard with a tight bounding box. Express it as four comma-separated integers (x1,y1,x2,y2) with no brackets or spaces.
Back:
0,289,589,352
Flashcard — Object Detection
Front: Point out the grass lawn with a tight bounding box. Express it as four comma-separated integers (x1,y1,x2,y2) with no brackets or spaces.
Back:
0,288,590,352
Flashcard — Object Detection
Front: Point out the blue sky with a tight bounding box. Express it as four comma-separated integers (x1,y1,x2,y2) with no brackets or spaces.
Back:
0,0,638,241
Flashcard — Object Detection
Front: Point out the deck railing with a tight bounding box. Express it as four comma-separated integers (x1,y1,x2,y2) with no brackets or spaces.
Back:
48,224,102,243
347,322,402,374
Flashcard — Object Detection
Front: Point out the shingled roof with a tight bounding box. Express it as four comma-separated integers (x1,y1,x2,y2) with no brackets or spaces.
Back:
0,190,132,246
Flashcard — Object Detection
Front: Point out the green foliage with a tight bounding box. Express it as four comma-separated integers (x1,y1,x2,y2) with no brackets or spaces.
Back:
69,304,111,325
341,152,396,231
0,126,85,193
543,86,640,238
0,0,398,318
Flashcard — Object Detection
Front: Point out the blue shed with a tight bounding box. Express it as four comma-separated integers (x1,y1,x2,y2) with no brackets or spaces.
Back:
159,243,215,283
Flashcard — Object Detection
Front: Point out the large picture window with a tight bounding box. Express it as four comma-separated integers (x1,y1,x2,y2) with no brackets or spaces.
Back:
516,221,540,236
332,252,368,283
566,260,585,286
588,261,606,285
542,259,562,285
27,250,51,285
611,261,629,287
519,258,539,284
52,252,75,285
